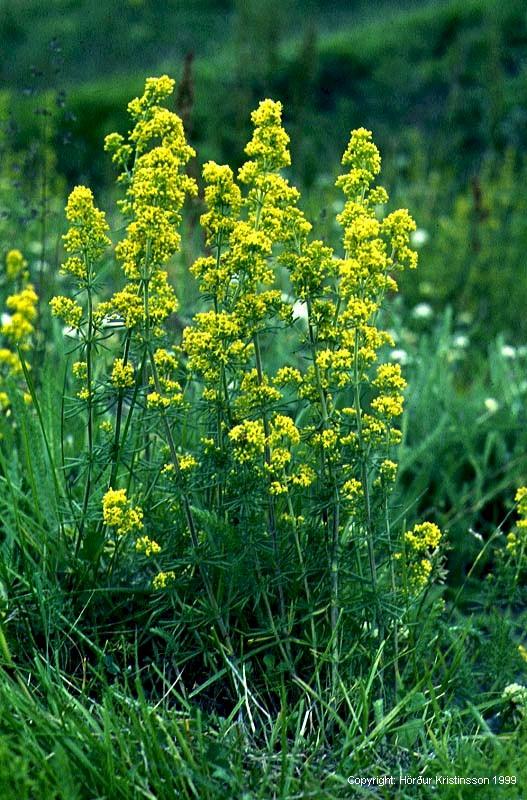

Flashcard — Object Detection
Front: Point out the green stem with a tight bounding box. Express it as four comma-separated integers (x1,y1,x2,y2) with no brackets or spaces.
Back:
108,330,132,488
149,345,233,649
253,332,290,638
353,328,383,638
75,264,95,557
305,298,341,693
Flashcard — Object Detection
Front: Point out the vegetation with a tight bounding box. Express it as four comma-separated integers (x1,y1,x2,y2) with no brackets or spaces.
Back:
1,2,527,797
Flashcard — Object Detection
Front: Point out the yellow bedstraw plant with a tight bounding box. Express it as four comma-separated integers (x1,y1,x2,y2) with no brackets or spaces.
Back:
0,249,37,409
48,76,443,701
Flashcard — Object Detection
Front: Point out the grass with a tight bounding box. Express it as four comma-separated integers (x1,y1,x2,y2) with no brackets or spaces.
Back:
1,4,527,796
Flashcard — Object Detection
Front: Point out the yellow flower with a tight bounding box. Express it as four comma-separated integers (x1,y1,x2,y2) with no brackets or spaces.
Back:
135,535,161,557
72,361,87,380
342,478,363,506
404,522,442,552
50,296,83,329
111,358,134,390
152,570,175,590
2,285,38,347
62,186,111,279
5,249,28,282
179,454,198,472
229,420,266,463
102,488,143,536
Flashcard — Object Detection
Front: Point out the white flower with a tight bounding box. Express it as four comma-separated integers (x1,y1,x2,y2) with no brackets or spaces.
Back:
502,683,527,704
453,334,469,349
411,228,429,248
1,313,12,326
484,397,499,414
411,302,433,320
501,344,517,359
390,349,409,365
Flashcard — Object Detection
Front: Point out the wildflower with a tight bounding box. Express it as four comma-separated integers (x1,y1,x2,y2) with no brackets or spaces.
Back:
111,358,134,390
229,420,266,463
290,464,315,488
502,683,527,710
102,488,143,536
273,366,302,386
62,186,111,281
405,521,442,551
484,397,499,414
2,285,38,348
108,78,196,283
390,349,409,365
72,361,87,380
5,249,28,282
399,521,442,592
146,348,183,408
411,302,433,320
50,296,83,329
342,478,363,506
453,334,469,349
507,486,527,556
376,459,398,488
410,228,429,248
179,454,198,472
152,570,176,590
135,536,161,557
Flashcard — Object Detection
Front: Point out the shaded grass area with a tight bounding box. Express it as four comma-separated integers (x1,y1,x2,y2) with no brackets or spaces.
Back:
3,0,526,188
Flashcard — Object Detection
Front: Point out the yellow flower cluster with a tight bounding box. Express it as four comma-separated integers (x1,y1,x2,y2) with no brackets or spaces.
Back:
72,360,89,399
401,521,442,591
50,295,83,329
98,76,195,347
147,348,183,408
72,361,87,380
342,478,363,507
507,487,527,556
2,285,38,348
0,252,38,405
179,454,198,472
152,570,175,590
235,369,281,414
111,358,134,390
242,98,291,173
184,98,300,418
0,348,21,375
96,286,143,330
5,249,28,282
229,420,266,463
374,458,398,490
102,488,143,536
106,75,196,283
61,186,111,282
135,535,161,557
200,161,242,243
270,126,417,538
183,311,251,392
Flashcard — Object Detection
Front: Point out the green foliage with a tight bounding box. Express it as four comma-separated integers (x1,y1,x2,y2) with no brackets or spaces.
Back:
0,5,527,790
